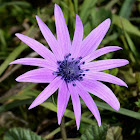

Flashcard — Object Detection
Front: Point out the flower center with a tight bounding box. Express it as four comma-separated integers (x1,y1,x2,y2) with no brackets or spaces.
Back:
53,53,89,85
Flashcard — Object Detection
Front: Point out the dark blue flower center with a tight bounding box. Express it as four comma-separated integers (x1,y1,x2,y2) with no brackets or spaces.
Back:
53,53,89,85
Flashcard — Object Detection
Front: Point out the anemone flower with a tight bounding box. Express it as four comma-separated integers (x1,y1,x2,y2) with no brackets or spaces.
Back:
10,4,129,129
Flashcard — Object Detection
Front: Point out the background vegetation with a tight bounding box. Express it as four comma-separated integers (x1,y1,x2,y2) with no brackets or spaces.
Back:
0,0,140,139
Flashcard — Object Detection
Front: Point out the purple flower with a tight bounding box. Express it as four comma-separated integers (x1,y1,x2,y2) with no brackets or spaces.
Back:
10,4,129,129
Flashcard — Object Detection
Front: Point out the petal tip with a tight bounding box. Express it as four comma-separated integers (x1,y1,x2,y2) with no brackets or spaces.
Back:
124,83,128,88
126,60,129,65
16,76,24,82
116,106,120,111
58,121,61,125
28,104,34,110
103,18,111,29
116,46,122,50
114,102,120,111
9,62,13,65
106,18,111,24
77,125,80,130
28,102,38,110
15,33,20,37
97,119,101,127
57,115,62,125
15,33,23,39
35,15,39,18
35,15,39,20
15,77,20,82
54,3,59,10
76,14,80,19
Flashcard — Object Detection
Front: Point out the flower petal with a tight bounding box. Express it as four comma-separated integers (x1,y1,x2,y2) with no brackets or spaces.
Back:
54,4,71,56
71,15,83,58
81,79,120,111
75,81,101,126
79,19,111,57
29,76,63,109
15,33,56,63
82,46,122,63
36,16,63,60
57,81,70,124
68,83,81,129
85,71,127,87
10,58,57,71
82,59,129,71
16,68,55,83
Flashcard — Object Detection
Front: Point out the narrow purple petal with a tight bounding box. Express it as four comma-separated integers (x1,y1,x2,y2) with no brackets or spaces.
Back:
15,33,56,63
75,81,101,126
54,4,71,56
68,83,81,129
81,59,129,71
10,58,57,71
85,71,127,87
82,46,122,63
16,68,55,83
36,16,63,60
79,19,111,57
29,77,63,109
81,79,120,111
71,15,83,58
57,81,70,124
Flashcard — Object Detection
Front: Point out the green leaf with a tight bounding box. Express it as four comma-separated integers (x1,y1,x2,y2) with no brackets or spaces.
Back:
0,1,31,8
60,0,69,24
95,101,140,120
0,83,38,103
0,99,33,113
3,127,45,140
45,112,91,139
80,0,97,24
124,32,139,57
136,72,140,91
119,0,136,19
41,102,96,125
73,0,78,13
91,8,112,29
0,44,27,76
80,124,108,140
105,0,119,10
0,29,7,52
101,33,118,45
135,99,140,108
83,22,92,37
106,126,123,140
0,25,38,76
113,14,140,36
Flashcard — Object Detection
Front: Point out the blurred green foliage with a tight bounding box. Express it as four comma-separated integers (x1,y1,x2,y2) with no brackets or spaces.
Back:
0,0,140,139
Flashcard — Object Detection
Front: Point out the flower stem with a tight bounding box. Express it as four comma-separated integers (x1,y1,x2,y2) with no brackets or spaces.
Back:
60,117,67,140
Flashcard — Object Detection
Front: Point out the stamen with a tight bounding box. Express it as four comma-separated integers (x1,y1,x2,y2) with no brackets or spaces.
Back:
82,61,85,65
54,55,87,83
80,70,84,73
79,77,83,81
65,53,71,59
53,72,57,75
75,60,80,64
57,61,61,64
73,83,76,86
